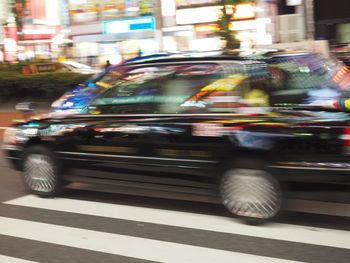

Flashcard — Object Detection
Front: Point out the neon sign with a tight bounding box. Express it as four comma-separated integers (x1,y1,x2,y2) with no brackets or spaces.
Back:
232,3,256,20
103,17,155,34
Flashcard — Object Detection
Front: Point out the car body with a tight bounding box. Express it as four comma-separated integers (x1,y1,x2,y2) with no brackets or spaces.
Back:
4,52,350,221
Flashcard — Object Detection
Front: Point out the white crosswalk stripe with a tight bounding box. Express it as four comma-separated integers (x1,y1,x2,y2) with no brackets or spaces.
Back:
0,216,301,263
5,195,350,250
0,255,38,263
1,194,349,263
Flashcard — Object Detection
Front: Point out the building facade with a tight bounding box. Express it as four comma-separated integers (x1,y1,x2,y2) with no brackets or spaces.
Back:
162,0,270,52
0,0,63,62
67,0,274,65
0,0,9,61
313,0,350,62
1,0,332,63
66,0,159,65
314,0,350,44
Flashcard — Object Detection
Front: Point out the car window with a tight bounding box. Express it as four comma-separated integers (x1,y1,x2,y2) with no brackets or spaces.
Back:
89,63,236,114
89,56,349,115
228,54,350,108
94,66,132,89
180,72,250,111
266,53,348,106
179,62,274,112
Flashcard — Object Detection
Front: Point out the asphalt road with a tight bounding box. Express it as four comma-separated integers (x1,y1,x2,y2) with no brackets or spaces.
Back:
0,149,349,263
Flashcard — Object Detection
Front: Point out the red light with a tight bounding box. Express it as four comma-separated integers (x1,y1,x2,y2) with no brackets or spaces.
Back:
343,127,350,147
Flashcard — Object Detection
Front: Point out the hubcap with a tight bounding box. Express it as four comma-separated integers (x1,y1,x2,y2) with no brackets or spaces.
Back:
24,154,56,193
221,169,281,219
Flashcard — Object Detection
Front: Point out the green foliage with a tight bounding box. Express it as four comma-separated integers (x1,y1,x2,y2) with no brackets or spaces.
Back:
0,71,91,100
216,0,257,49
0,61,38,73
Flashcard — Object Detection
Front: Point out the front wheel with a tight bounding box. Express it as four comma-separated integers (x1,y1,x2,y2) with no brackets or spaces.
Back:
220,163,282,221
22,145,62,197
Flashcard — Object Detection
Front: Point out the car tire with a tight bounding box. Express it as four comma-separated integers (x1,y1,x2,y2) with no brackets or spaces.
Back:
22,145,62,197
220,159,282,222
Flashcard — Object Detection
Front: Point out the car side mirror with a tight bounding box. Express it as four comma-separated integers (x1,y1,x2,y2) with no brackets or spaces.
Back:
15,102,36,113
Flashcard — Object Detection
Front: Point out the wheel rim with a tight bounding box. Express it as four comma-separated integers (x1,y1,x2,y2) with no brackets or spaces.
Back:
24,154,56,193
221,169,281,219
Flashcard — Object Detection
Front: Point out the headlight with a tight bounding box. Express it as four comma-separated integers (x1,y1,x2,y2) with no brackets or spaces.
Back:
3,127,38,145
3,128,18,145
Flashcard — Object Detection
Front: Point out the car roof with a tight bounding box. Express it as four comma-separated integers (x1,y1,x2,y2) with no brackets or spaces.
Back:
122,50,318,66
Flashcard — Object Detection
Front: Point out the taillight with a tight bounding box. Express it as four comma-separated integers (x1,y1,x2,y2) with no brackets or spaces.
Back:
342,127,350,147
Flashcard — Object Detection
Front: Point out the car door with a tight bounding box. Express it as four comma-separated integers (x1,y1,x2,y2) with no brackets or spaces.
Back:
61,64,171,181
145,62,247,183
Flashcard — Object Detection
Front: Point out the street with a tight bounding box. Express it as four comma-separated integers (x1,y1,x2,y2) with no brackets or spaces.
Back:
0,149,349,263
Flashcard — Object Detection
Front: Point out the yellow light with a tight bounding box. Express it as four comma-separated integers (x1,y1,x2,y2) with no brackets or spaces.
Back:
233,3,256,20
195,25,220,32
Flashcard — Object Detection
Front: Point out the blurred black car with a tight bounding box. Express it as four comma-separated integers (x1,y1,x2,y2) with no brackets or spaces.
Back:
4,51,350,221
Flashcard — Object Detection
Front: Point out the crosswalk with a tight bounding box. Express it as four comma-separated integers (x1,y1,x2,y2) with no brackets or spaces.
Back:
0,194,349,263
0,255,36,263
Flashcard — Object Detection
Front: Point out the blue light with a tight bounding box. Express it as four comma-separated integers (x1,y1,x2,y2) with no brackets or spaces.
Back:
19,122,40,127
130,22,153,31
103,17,155,34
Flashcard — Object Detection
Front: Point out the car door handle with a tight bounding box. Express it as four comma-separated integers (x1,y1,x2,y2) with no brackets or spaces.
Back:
121,125,149,134
94,125,150,134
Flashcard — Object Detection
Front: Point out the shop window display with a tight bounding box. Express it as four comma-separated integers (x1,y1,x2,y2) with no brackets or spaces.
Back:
100,0,126,19
69,0,155,23
175,0,219,7
69,0,99,23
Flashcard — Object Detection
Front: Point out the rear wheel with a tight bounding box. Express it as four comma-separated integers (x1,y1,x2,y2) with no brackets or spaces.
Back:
220,160,282,221
22,145,62,197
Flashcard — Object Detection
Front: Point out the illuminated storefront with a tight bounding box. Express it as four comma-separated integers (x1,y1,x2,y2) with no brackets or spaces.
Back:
103,17,157,60
3,25,61,62
70,14,158,64
2,0,63,62
67,0,157,64
69,0,99,23
68,0,155,24
175,0,219,8
18,25,61,60
164,2,258,52
3,27,18,62
67,1,272,62
161,5,221,52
